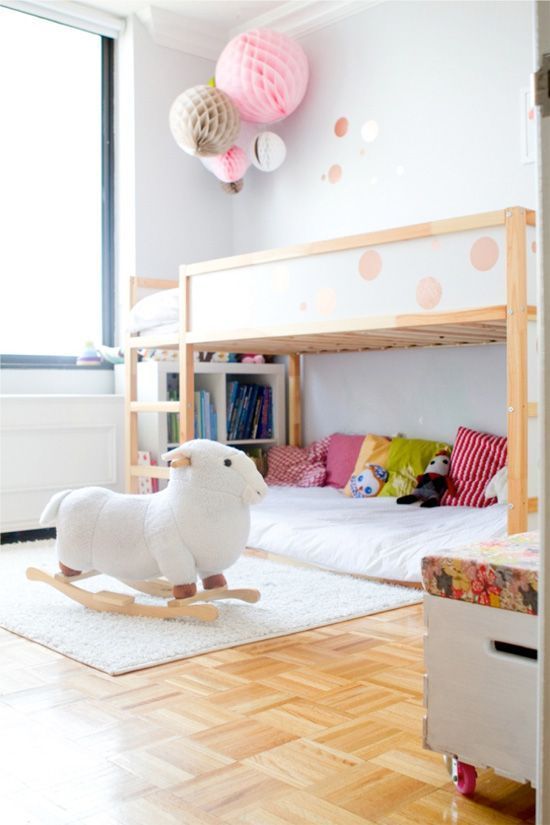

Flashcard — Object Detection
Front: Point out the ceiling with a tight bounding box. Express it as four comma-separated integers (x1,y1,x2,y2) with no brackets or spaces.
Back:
81,0,288,28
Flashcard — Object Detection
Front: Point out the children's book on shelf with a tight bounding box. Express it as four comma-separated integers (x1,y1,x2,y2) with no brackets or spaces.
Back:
226,381,273,441
194,389,217,440
137,451,159,493
239,445,268,476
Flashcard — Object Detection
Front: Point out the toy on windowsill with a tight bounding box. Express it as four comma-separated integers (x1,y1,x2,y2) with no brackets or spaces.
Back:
396,450,456,508
76,341,102,366
27,440,267,621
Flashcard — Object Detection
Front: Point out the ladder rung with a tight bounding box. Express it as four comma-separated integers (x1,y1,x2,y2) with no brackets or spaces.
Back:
528,496,538,514
528,402,538,418
127,334,179,349
130,401,180,413
130,465,170,480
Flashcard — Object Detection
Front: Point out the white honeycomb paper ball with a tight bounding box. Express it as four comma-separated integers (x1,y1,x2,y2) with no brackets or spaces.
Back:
251,132,287,172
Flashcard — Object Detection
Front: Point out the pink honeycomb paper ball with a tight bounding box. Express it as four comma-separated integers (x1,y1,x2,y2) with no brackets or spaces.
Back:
216,29,309,124
202,144,250,183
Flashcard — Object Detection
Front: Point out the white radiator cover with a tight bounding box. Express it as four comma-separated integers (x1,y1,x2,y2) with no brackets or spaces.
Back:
1,395,124,533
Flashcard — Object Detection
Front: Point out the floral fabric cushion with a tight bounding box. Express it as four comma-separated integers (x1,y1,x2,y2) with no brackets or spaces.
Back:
442,425,507,507
265,437,330,487
422,532,539,615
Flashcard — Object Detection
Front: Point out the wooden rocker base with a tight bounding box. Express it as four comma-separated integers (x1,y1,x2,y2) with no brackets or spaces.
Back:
26,567,261,622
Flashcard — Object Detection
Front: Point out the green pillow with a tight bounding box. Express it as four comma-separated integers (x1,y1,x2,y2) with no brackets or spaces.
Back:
379,437,451,497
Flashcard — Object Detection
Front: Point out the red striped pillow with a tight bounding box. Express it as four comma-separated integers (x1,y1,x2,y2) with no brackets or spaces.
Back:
442,426,507,508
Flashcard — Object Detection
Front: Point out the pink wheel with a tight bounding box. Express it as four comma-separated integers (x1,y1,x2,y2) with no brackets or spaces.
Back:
454,760,477,795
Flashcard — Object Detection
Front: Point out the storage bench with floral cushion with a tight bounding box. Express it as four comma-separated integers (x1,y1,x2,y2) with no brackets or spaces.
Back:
421,531,539,615
422,532,539,793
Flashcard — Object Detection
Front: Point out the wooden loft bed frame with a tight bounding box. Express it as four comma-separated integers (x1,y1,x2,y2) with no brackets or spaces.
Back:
125,206,537,535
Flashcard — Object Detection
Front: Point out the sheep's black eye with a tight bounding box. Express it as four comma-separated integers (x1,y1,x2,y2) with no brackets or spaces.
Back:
443,459,449,464
224,458,232,467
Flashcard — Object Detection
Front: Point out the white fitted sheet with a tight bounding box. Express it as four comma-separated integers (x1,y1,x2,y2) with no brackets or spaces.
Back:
248,487,507,583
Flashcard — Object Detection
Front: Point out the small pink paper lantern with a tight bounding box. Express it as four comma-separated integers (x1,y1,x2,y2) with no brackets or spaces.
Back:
216,29,309,124
202,145,250,183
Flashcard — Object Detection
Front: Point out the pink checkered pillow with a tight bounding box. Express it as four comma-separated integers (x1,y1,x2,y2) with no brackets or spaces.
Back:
266,437,330,487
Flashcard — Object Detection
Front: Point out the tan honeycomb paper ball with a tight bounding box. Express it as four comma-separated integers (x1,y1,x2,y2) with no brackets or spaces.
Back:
169,85,240,158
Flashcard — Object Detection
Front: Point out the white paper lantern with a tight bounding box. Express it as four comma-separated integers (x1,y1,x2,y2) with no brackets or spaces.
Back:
251,132,287,172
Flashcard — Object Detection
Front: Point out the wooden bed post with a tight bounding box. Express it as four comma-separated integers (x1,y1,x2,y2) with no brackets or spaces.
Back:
288,353,302,446
506,207,528,534
125,277,139,492
179,265,194,443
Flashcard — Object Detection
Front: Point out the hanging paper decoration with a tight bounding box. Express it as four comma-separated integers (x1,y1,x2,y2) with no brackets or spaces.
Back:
169,28,308,192
215,29,309,124
169,85,240,157
251,132,287,172
221,179,244,194
202,145,250,183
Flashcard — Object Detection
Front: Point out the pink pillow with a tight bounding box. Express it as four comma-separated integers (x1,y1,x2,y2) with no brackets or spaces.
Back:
266,437,330,487
325,433,365,488
442,426,507,508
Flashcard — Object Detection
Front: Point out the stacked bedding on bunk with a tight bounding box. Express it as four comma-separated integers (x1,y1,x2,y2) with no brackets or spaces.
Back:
129,288,179,338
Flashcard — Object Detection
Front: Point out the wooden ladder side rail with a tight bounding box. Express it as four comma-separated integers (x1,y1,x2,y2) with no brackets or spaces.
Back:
125,276,178,492
179,266,194,442
506,207,529,534
288,353,302,447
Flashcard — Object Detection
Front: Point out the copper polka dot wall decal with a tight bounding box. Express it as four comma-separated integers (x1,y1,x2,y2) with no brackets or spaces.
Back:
431,239,441,250
358,250,382,281
334,117,348,137
532,240,537,254
328,164,342,183
361,120,379,143
299,302,307,311
470,236,499,271
316,287,337,315
416,277,442,309
321,173,326,181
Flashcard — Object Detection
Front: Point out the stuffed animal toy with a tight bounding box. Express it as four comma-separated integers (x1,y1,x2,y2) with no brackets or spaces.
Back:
396,450,456,508
349,464,389,498
240,354,265,364
40,439,268,599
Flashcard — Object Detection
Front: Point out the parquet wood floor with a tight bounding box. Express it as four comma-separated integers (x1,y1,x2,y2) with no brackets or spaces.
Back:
0,604,536,824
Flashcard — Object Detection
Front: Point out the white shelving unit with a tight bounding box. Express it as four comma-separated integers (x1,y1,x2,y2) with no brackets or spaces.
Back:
116,360,286,462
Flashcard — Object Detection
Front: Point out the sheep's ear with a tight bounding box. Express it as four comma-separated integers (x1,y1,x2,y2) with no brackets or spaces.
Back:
161,447,191,467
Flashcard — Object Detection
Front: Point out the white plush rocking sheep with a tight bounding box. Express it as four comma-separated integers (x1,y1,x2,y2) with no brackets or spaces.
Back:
40,439,268,599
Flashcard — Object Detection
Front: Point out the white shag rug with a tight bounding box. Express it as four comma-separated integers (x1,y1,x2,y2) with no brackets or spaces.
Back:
0,541,422,675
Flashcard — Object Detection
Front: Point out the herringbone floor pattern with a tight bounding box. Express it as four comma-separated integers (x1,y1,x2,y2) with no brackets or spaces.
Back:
0,603,536,824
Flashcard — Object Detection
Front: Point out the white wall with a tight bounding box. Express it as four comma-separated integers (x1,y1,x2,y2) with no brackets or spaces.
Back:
116,15,234,339
230,0,536,442
303,343,506,444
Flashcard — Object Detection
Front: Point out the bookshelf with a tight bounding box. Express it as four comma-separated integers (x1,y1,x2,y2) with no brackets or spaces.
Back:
115,360,286,464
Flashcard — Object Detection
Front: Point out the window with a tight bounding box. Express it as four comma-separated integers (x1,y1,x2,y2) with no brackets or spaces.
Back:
0,7,114,365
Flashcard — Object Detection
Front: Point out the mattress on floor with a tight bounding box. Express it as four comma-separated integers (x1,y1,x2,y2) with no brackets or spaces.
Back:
422,531,539,614
248,486,507,583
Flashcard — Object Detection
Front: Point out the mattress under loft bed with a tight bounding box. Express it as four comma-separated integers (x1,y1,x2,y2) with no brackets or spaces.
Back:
124,206,538,543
